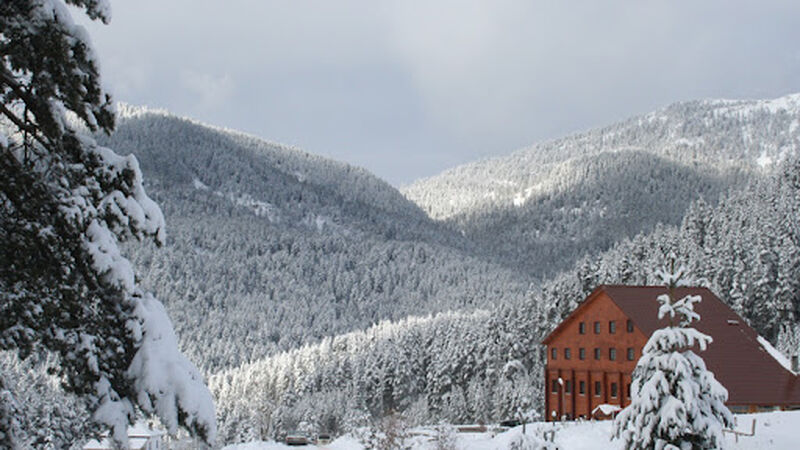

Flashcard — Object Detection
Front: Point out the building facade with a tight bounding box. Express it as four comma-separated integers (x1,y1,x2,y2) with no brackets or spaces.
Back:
541,285,800,421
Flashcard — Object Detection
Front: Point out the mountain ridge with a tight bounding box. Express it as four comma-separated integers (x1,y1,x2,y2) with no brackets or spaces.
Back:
97,109,533,373
401,92,800,276
9,94,800,446
403,92,800,219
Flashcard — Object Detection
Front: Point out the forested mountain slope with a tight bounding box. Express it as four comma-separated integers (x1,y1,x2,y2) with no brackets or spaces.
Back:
212,158,800,445
98,107,532,372
11,95,800,447
444,150,746,276
403,94,800,276
109,106,455,245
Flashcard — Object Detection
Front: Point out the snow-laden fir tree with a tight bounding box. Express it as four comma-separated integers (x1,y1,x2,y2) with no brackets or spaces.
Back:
0,0,215,446
613,256,733,450
0,378,20,449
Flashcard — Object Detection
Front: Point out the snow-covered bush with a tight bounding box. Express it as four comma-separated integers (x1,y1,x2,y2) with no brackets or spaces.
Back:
613,257,733,449
508,429,557,450
358,412,412,450
432,424,457,450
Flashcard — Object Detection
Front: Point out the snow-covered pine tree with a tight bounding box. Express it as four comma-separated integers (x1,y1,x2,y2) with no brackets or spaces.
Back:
776,322,800,363
0,378,20,449
613,256,733,450
0,1,215,446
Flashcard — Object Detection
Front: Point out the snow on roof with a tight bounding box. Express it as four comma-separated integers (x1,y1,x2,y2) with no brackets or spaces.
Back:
84,437,150,450
757,336,797,375
128,422,165,437
83,422,164,449
592,404,622,416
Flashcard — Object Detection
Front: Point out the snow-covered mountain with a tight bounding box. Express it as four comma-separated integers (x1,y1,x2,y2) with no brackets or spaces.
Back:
103,95,800,373
14,94,800,447
109,105,451,244
211,155,800,445
98,107,532,373
403,93,800,276
405,93,800,219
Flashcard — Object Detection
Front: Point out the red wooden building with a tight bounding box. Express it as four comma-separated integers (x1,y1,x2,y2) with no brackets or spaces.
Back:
541,285,800,421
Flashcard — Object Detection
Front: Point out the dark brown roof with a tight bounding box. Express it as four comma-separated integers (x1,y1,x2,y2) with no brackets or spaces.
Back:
544,285,800,406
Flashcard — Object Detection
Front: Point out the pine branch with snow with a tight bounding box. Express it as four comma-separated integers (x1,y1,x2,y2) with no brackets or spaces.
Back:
0,1,215,446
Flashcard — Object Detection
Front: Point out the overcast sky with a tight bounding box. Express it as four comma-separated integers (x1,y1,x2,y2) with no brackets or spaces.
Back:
78,1,800,186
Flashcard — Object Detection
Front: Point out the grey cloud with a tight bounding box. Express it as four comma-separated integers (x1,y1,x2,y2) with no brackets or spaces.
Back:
78,0,800,185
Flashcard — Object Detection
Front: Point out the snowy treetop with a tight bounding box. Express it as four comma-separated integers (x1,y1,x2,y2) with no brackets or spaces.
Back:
656,293,701,328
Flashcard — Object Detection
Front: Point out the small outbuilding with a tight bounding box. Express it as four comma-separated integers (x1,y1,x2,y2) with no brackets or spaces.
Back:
541,285,800,421
591,404,621,420
83,423,165,450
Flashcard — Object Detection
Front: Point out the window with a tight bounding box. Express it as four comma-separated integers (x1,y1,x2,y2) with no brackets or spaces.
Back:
609,320,616,334
594,381,602,396
565,380,572,394
627,347,635,361
627,383,631,397
552,380,558,393
564,348,571,360
594,348,601,360
579,348,586,360
594,321,601,334
611,382,618,398
551,348,557,360
627,319,634,333
579,322,586,334
609,348,617,361
579,381,586,395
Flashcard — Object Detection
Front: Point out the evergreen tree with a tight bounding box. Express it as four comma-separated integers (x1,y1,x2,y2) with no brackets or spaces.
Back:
0,1,214,446
0,378,20,449
613,257,733,449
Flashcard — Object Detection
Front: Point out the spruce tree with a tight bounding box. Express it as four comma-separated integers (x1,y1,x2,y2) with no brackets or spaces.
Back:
0,378,21,449
613,257,733,449
1,1,215,446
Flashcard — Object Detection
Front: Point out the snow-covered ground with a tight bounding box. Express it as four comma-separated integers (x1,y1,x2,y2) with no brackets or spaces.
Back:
222,410,800,449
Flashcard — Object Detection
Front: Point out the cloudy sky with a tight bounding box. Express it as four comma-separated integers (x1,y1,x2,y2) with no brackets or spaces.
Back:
79,0,800,185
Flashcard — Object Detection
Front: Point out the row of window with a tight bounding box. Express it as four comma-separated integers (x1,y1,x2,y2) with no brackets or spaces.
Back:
551,379,631,398
578,319,635,335
551,347,636,361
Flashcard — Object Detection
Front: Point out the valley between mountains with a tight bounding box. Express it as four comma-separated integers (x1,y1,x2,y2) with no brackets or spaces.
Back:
113,94,800,443
6,94,800,445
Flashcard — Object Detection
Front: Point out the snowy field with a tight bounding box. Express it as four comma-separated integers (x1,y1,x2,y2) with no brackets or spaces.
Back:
222,410,800,449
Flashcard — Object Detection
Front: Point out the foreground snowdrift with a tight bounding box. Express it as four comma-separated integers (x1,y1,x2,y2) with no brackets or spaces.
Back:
223,410,800,449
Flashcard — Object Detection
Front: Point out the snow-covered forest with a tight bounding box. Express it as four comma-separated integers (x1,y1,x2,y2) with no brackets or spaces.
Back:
5,91,800,446
404,95,800,276
3,2,800,447
4,93,800,446
209,156,800,443
103,109,533,372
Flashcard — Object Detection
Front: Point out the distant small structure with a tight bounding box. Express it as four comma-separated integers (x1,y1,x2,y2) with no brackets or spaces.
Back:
316,432,332,445
83,423,165,450
591,404,621,420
